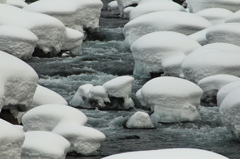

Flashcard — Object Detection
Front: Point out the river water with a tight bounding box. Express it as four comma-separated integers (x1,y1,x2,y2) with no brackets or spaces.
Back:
25,2,240,159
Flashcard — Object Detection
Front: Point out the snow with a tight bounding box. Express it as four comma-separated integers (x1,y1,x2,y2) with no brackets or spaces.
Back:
129,1,186,20
0,0,6,3
139,0,171,4
123,7,134,19
188,28,210,45
131,31,201,78
52,125,106,155
89,86,110,108
186,0,240,13
0,4,66,54
0,119,25,159
22,104,88,131
22,131,70,159
126,111,155,129
181,43,240,83
196,8,233,25
219,87,240,139
0,25,38,59
116,0,141,17
226,10,240,23
108,1,119,14
137,77,202,123
217,81,240,106
103,148,228,159
123,11,212,46
7,0,28,8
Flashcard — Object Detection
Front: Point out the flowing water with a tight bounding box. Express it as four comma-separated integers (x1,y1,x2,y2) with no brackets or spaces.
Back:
25,3,240,159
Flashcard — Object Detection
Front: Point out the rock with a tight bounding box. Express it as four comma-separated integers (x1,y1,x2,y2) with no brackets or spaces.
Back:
126,111,155,129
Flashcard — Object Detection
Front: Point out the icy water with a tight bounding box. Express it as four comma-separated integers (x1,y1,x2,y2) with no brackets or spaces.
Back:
25,6,240,159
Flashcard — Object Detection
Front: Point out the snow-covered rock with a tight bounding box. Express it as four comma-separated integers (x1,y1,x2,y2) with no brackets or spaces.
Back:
123,7,134,19
198,74,240,105
108,1,119,14
196,8,233,25
52,125,106,155
186,0,240,13
129,1,185,20
131,31,201,78
139,0,172,4
0,25,38,59
188,28,210,45
182,43,240,83
7,0,28,8
22,131,70,159
126,111,155,129
88,86,110,108
123,11,211,46
217,81,240,106
0,50,38,114
225,10,240,23
0,119,25,159
103,148,228,159
137,77,202,123
116,0,140,17
219,87,240,139
22,104,87,131
0,4,66,54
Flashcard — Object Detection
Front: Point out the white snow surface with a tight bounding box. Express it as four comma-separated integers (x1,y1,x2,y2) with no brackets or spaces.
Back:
186,0,240,13
103,148,228,159
22,104,88,131
188,27,210,45
219,87,240,139
131,31,201,78
139,0,171,4
226,10,240,23
7,0,28,8
123,7,134,19
108,1,119,12
196,8,233,25
126,111,155,129
0,119,25,159
0,25,38,59
217,81,240,106
137,77,203,123
0,0,6,3
22,131,70,159
181,43,240,83
123,11,212,46
52,125,106,155
129,1,185,20
89,85,110,108
116,0,141,17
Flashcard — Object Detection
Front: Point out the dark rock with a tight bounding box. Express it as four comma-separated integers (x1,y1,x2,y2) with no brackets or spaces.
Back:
0,109,19,124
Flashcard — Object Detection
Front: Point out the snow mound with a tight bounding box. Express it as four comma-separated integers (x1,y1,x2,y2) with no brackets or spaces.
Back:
188,28,210,45
137,77,202,123
126,111,155,129
116,0,141,17
89,85,110,108
22,104,87,131
0,25,38,59
196,8,233,25
22,131,70,159
198,74,240,105
225,10,240,23
186,0,240,13
123,7,134,19
7,0,28,8
217,81,240,106
108,1,119,14
52,125,106,155
103,148,228,159
129,1,185,20
123,11,211,46
181,43,240,83
219,87,240,139
0,119,25,159
131,31,201,78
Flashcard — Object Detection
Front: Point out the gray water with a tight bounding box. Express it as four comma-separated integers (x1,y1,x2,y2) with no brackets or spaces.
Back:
26,8,240,159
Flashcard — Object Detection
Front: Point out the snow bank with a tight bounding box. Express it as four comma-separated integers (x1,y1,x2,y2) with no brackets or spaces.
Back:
103,148,228,159
217,81,240,106
0,119,25,159
52,125,106,155
0,25,38,59
126,111,155,129
123,7,134,19
116,0,141,17
182,43,240,83
123,11,211,46
129,1,185,20
22,104,87,131
226,10,240,23
7,0,28,8
131,31,200,78
188,28,210,45
196,8,233,25
186,0,240,13
137,77,202,123
22,131,70,159
219,87,240,139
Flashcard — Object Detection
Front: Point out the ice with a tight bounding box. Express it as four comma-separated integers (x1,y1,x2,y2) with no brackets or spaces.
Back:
137,77,202,123
103,148,228,159
123,11,211,46
0,25,38,59
126,111,155,129
116,0,141,17
181,43,240,83
129,1,185,20
22,131,70,159
131,31,201,78
0,119,25,159
7,0,28,8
